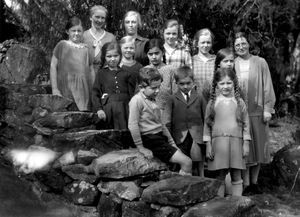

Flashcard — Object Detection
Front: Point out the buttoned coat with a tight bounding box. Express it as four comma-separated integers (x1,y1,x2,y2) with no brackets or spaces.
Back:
164,87,206,145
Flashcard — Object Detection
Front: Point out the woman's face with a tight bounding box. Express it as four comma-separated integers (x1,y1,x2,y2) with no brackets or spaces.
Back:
90,9,106,30
163,26,178,47
198,34,212,55
234,37,250,58
124,15,138,36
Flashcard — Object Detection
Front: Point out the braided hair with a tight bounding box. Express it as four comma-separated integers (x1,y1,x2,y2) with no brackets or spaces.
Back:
206,68,243,128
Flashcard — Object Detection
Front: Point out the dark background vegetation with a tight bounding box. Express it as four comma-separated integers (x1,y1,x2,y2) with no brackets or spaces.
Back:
1,0,300,116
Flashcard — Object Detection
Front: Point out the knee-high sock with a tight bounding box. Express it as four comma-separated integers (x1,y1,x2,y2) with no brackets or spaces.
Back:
242,167,250,188
250,164,261,184
231,180,243,196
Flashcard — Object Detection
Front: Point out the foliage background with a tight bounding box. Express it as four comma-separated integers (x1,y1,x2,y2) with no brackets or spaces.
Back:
1,0,300,113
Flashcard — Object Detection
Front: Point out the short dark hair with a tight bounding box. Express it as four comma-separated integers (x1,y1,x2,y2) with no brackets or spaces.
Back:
65,16,82,31
174,65,194,82
138,67,162,87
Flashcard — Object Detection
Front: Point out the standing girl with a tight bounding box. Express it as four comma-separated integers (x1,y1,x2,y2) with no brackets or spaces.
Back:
92,42,135,129
233,32,276,195
144,38,177,111
50,16,94,111
214,48,234,71
204,68,250,197
83,5,116,73
119,36,143,88
192,28,216,101
163,19,192,68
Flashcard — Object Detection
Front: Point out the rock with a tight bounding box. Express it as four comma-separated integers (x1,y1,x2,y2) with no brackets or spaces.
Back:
0,44,48,84
31,107,49,122
63,180,99,205
142,176,222,206
34,168,66,193
53,151,76,168
33,111,98,136
122,200,151,217
76,206,99,217
272,144,300,192
152,206,182,217
182,196,261,217
28,94,78,112
97,193,122,217
52,130,123,152
90,149,167,178
62,164,98,184
98,181,141,201
77,149,100,165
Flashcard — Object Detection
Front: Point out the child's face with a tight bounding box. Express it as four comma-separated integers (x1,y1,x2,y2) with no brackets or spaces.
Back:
105,49,120,69
163,26,178,47
67,25,83,44
219,54,234,69
217,75,234,97
142,80,161,100
147,47,163,66
198,35,212,55
177,76,194,94
90,9,106,29
121,42,135,60
124,15,138,36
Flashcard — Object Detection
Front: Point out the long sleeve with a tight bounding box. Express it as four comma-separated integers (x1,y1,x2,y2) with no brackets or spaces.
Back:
240,99,251,141
163,96,173,133
128,96,143,147
91,70,103,112
127,71,136,98
261,58,276,114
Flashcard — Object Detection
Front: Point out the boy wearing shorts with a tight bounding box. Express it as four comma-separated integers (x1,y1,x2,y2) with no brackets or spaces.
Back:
128,67,192,175
164,66,206,176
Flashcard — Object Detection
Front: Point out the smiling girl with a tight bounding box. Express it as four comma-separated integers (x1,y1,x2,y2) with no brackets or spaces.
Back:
50,16,94,111
92,42,135,129
192,28,216,101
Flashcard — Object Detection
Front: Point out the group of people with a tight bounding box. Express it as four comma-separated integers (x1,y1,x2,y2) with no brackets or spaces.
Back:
50,5,276,197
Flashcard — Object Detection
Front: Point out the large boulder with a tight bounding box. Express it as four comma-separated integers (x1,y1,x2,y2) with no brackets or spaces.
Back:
272,143,300,192
182,196,261,217
89,149,167,179
142,176,222,206
0,43,48,84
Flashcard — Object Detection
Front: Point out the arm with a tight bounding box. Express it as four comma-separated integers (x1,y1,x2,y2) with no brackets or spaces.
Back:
91,70,106,119
261,58,276,115
127,71,136,98
203,100,213,160
185,51,192,68
89,64,95,86
163,96,173,134
128,97,153,158
240,99,251,157
50,55,62,96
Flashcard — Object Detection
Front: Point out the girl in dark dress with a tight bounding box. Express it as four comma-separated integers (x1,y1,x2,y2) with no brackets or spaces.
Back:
92,42,135,129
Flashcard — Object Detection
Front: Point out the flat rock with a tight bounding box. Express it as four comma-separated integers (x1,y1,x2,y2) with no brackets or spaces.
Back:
28,94,77,112
33,112,98,135
142,176,222,206
122,200,151,217
98,181,141,201
90,149,167,179
182,196,261,217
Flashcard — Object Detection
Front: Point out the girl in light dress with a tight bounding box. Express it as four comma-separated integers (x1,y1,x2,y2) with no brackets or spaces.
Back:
192,28,216,101
204,67,250,197
50,16,94,111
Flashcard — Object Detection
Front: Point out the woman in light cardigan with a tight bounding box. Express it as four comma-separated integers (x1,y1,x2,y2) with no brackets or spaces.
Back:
233,32,276,195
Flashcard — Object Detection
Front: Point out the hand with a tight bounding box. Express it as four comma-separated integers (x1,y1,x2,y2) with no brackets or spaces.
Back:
97,110,106,120
243,140,250,158
206,141,214,160
52,89,62,97
263,111,272,123
137,146,153,159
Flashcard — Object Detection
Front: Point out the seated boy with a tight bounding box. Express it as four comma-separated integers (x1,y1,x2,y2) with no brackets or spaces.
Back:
128,67,192,175
164,65,206,176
